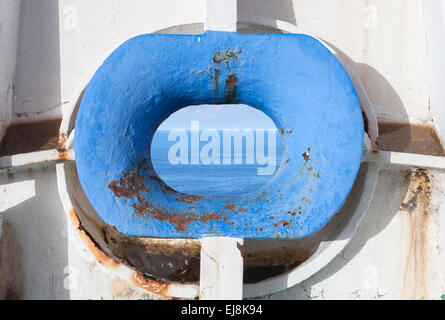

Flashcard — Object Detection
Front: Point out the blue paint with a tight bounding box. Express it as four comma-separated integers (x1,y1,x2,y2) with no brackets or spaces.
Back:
75,31,364,239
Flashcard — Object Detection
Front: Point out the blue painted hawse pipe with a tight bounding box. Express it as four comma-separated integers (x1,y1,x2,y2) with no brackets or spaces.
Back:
75,31,364,239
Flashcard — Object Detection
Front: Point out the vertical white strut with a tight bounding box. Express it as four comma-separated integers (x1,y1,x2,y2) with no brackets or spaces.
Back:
200,237,244,300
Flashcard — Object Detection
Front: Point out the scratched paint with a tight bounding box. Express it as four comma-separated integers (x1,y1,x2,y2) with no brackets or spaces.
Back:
401,169,437,300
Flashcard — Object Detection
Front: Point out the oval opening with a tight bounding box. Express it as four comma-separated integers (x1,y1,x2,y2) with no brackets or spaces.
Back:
151,104,283,196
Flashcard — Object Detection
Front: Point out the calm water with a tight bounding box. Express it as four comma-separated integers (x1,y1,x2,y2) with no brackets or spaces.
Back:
151,130,283,196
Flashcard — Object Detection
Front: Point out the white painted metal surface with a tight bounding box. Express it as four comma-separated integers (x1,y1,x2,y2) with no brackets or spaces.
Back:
424,0,445,149
0,149,75,171
423,0,445,285
200,237,244,300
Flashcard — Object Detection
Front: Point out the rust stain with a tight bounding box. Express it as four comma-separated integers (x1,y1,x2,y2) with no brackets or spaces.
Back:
274,220,291,228
68,208,120,270
131,272,170,296
375,136,380,149
225,74,238,89
150,175,175,195
118,239,201,283
224,203,235,213
132,195,228,232
275,158,290,175
401,169,435,299
279,129,293,135
213,48,242,66
379,123,445,157
175,195,204,204
223,204,246,214
362,110,369,136
109,171,150,199
302,197,310,204
0,119,62,157
149,207,225,233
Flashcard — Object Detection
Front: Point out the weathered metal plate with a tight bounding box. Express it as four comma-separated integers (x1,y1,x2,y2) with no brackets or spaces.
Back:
75,31,363,239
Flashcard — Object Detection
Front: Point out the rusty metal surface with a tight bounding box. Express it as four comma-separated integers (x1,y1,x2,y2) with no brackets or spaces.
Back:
401,169,437,299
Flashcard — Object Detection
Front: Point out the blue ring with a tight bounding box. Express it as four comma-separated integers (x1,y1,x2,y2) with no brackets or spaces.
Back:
75,31,364,239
